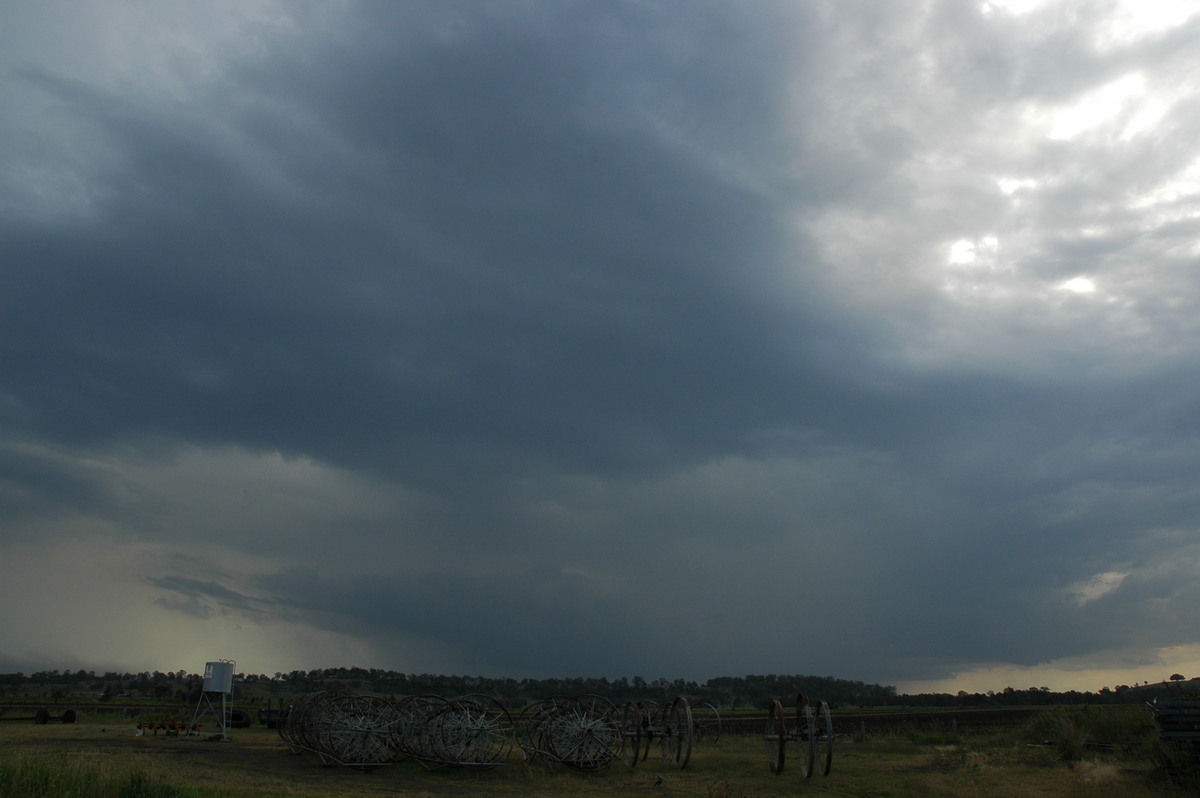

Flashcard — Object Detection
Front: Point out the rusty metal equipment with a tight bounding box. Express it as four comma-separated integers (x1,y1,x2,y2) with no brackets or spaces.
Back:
274,689,721,776
136,716,200,736
278,691,513,772
763,694,833,777
396,694,513,771
435,695,514,770
278,691,401,771
618,696,694,769
393,694,448,767
516,695,622,770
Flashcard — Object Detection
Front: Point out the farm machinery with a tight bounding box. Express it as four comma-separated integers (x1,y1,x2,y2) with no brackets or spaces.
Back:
277,691,513,771
275,691,721,774
618,696,696,769
763,693,834,777
516,695,623,770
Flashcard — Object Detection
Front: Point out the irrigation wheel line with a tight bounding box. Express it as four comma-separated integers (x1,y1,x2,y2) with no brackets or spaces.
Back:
661,696,693,769
618,701,645,768
765,699,786,775
544,696,622,770
430,695,514,770
794,701,816,778
762,694,835,778
693,702,722,744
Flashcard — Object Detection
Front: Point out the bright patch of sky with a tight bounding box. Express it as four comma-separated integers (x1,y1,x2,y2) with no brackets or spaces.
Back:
948,237,1000,266
1130,157,1200,225
1070,570,1128,606
997,178,1038,196
980,0,1047,14
983,0,1196,44
1059,277,1097,294
1047,74,1147,141
1096,0,1198,48
900,642,1200,695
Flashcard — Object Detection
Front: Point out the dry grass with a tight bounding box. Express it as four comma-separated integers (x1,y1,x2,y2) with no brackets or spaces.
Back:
0,710,1186,797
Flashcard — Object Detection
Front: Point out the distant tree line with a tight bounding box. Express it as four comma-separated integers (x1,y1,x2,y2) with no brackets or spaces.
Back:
899,681,1189,707
0,668,894,707
0,667,1187,708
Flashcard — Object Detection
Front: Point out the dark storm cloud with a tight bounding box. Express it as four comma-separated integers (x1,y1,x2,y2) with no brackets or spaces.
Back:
6,0,1200,687
1,2,840,487
149,576,265,619
252,565,638,677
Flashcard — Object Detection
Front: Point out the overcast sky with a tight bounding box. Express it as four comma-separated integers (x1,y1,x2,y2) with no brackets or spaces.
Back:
4,0,1200,693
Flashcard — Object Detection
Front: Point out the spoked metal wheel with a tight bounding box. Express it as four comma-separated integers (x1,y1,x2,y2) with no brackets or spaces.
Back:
276,694,311,754
545,695,621,770
795,700,816,778
515,700,555,764
765,699,786,775
319,694,398,770
297,691,351,765
636,700,658,763
662,696,693,769
817,700,834,776
619,701,643,767
397,695,450,769
435,695,513,770
693,702,722,743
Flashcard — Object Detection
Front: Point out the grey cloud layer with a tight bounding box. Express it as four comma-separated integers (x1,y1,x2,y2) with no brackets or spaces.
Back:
4,0,1200,684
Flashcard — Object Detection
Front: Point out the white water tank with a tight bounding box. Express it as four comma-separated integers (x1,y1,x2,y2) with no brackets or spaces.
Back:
202,660,235,694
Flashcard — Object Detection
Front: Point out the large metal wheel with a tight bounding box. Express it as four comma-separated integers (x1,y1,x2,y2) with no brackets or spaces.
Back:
280,691,316,753
619,702,643,767
765,699,786,775
289,691,349,762
277,697,304,753
795,700,816,778
817,700,834,776
693,702,722,743
663,696,693,769
516,697,572,765
397,695,450,768
435,695,513,770
318,694,398,770
544,695,621,770
515,701,549,764
636,700,658,763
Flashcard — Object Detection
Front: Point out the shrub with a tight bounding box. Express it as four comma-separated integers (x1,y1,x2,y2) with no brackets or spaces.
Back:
1019,706,1155,764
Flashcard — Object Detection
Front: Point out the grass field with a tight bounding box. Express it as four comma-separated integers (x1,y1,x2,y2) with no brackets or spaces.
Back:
0,705,1189,797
